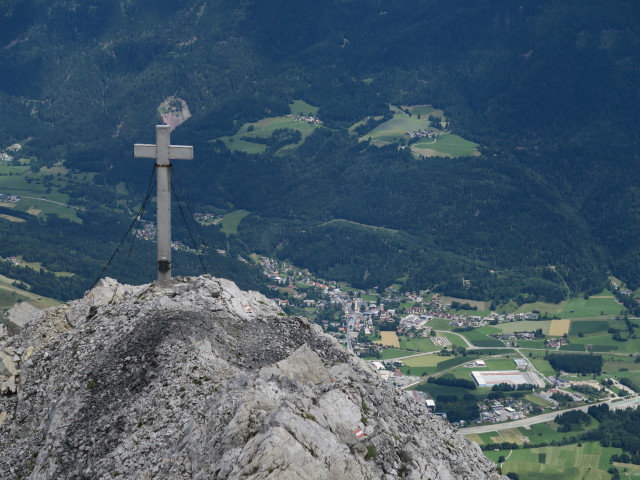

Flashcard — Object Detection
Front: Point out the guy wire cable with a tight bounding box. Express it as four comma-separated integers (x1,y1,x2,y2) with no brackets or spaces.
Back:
89,165,157,289
169,170,208,275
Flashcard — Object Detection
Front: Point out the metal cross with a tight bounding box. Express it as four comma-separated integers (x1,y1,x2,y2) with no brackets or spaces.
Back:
133,125,193,283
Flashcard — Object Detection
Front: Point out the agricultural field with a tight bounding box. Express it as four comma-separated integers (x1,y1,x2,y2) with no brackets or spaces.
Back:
412,134,480,158
362,348,412,361
564,332,640,354
484,442,630,480
506,291,621,318
458,326,505,347
361,293,378,302
548,320,569,337
354,105,479,158
0,214,25,222
219,210,249,235
442,332,471,348
413,378,489,399
402,354,442,368
516,339,548,349
560,294,621,318
0,163,85,222
289,99,319,116
377,331,400,348
398,336,440,353
568,319,610,336
401,355,470,376
439,296,488,311
13,256,74,277
468,420,602,449
0,273,61,315
520,352,556,376
494,320,552,335
428,317,456,330
217,100,321,154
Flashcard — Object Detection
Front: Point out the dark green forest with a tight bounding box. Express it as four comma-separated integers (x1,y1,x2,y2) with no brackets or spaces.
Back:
0,0,639,302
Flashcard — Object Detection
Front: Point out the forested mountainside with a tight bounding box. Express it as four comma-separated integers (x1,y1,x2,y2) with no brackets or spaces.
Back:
0,0,639,303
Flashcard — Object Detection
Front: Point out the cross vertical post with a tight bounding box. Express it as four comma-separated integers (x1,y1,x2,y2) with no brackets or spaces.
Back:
134,125,193,284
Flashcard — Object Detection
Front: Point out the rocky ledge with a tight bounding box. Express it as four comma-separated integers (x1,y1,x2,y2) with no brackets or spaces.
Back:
0,276,504,479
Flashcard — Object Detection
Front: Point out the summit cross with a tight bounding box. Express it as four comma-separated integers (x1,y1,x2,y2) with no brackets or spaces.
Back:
133,125,193,283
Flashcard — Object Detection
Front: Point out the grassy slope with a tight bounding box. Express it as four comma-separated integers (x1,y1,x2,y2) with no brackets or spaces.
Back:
219,210,250,235
217,100,321,154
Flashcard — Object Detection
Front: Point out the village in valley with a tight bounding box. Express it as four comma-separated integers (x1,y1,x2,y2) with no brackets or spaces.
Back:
253,254,640,438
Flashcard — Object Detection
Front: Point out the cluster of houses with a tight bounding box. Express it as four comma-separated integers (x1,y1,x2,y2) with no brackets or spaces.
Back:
0,194,20,204
404,129,439,140
545,337,569,348
1,143,21,162
491,331,540,341
134,220,156,241
0,256,19,265
193,212,219,225
290,114,323,126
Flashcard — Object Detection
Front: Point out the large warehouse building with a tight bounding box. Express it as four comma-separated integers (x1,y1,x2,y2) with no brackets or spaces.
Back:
471,370,541,388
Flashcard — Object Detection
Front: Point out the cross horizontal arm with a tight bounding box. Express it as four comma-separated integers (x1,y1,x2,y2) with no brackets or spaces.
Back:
168,145,194,160
133,144,156,159
133,144,193,161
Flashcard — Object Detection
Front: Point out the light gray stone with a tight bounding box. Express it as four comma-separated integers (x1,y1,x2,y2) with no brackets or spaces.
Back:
0,275,505,480
0,352,16,377
4,302,40,336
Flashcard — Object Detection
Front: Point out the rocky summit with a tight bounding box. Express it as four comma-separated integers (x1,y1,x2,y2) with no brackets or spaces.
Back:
0,276,504,480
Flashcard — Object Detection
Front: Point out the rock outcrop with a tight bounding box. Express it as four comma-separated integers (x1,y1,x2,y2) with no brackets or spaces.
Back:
0,276,504,479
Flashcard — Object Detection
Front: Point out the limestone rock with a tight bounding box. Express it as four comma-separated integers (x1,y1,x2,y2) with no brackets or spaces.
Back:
1,375,16,395
0,352,16,377
4,302,41,336
0,275,504,480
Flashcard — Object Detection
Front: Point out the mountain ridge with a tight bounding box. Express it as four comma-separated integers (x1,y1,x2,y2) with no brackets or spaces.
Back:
0,275,504,479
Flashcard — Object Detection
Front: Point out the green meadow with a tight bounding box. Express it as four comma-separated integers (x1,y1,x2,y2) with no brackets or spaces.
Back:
560,295,621,318
505,291,621,318
494,320,552,335
363,348,413,360
412,133,479,158
398,336,439,353
458,326,505,347
0,164,81,221
217,100,321,154
484,442,631,480
401,355,470,376
219,210,250,235
0,273,62,316
354,105,479,158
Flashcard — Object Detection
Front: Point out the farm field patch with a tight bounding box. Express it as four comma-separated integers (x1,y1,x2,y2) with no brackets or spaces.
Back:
549,319,571,336
494,320,552,335
0,273,62,314
217,100,321,154
428,317,455,330
560,295,621,318
568,320,610,336
0,214,25,222
402,355,442,368
363,348,412,360
356,105,479,158
398,336,439,353
439,296,487,311
219,210,249,235
412,134,479,157
377,331,400,348
493,442,629,480
459,327,504,347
